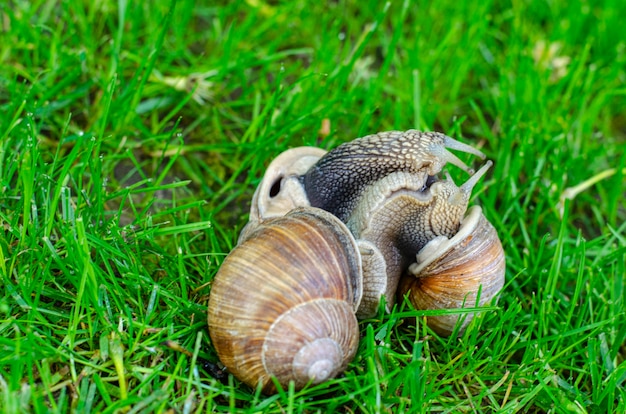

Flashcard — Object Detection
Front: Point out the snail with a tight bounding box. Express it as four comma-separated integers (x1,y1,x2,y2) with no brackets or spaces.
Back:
244,130,485,227
398,204,506,335
345,161,497,318
207,207,362,394
207,130,505,393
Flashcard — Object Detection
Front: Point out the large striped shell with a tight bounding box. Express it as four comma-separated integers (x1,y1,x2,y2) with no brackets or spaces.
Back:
207,207,362,394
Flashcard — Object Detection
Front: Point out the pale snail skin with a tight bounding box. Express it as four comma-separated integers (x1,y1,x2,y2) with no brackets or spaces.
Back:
208,130,506,393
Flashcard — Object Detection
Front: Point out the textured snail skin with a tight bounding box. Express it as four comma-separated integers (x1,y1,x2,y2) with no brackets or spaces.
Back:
208,207,362,394
301,130,485,222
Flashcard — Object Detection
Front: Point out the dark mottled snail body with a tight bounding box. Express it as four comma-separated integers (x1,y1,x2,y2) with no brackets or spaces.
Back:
301,130,486,221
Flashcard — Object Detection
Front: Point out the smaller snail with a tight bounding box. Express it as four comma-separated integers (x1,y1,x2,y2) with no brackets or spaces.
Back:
346,161,497,319
208,207,361,394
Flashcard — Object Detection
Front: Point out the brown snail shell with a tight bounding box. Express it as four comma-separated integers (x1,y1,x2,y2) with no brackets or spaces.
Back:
398,205,506,336
207,207,362,394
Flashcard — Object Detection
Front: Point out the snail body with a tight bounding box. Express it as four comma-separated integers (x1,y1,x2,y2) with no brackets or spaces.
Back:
301,130,486,221
208,207,361,394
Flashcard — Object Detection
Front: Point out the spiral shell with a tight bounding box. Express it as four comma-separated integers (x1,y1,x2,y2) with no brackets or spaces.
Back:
207,207,362,393
398,206,506,336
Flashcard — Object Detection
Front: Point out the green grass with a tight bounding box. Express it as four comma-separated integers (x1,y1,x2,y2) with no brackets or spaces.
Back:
1,0,625,412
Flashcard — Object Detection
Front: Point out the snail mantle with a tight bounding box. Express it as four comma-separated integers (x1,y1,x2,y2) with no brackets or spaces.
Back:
207,130,505,394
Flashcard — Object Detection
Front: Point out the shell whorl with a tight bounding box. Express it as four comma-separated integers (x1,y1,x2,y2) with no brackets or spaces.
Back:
239,147,326,242
263,299,358,388
207,207,362,393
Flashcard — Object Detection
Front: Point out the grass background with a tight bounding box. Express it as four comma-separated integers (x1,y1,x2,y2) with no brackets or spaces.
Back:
1,0,625,412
